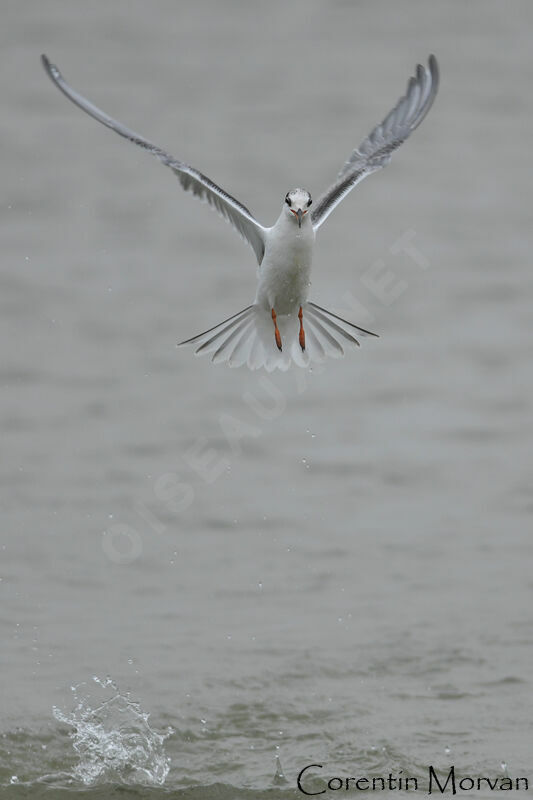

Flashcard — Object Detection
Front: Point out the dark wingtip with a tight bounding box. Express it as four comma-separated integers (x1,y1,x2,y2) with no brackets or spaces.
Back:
41,53,56,82
428,54,439,87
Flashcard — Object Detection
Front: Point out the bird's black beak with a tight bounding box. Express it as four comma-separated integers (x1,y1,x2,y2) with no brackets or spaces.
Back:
297,208,303,228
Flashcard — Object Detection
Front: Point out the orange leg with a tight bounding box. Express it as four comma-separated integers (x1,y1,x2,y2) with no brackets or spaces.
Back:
298,306,305,351
271,308,282,351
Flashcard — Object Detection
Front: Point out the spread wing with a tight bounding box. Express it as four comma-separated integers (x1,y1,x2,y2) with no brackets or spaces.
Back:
41,55,267,265
311,55,439,231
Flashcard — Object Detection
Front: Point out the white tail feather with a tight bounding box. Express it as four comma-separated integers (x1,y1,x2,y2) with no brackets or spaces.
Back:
178,302,377,370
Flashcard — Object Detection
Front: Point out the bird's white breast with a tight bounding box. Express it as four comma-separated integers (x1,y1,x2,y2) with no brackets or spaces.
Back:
255,218,315,315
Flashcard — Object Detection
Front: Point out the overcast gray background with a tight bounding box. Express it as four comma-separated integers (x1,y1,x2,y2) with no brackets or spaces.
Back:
1,0,532,793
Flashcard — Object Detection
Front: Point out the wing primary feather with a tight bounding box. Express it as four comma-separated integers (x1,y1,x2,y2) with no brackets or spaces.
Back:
311,55,439,231
41,55,266,264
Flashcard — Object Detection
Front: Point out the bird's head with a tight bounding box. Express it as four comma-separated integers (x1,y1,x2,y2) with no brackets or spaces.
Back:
284,188,312,228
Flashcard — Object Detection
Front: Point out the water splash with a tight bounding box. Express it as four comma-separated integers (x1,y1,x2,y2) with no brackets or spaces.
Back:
52,676,172,786
273,753,287,785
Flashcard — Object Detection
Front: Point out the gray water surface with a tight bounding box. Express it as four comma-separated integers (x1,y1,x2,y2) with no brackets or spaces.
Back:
1,1,532,796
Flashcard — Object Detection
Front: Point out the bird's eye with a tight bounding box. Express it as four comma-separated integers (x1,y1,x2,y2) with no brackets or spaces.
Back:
285,195,291,207
307,198,312,207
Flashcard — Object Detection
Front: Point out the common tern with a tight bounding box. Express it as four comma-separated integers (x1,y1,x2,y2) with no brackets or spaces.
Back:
41,54,439,371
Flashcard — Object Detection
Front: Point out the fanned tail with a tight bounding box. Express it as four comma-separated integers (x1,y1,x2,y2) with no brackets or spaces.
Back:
178,306,256,368
178,302,378,371
304,302,378,362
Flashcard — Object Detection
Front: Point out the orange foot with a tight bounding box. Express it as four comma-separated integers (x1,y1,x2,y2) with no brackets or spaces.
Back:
298,306,305,351
271,308,282,351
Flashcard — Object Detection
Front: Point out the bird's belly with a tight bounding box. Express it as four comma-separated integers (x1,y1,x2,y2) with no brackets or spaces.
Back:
256,244,312,316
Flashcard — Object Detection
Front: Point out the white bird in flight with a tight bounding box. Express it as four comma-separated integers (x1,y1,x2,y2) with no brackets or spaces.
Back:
42,54,439,372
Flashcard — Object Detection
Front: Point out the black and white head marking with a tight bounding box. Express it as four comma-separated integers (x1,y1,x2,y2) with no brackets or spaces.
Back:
285,188,312,209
